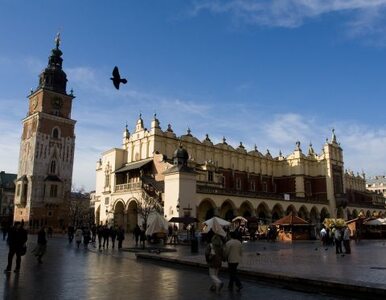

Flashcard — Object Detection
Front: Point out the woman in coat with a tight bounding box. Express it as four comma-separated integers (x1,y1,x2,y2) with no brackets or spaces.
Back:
205,220,226,294
75,228,83,249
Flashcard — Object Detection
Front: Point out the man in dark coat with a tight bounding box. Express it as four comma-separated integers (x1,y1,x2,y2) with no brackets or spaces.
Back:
116,226,125,249
4,221,28,273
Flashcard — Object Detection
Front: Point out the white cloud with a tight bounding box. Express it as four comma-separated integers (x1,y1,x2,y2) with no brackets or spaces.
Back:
192,0,386,43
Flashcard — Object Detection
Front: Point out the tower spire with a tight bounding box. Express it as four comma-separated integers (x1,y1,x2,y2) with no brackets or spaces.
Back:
37,33,68,94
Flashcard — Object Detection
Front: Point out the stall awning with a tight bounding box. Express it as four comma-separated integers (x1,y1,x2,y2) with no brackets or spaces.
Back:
114,158,153,173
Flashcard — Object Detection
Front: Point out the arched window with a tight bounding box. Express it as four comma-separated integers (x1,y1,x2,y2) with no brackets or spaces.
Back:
50,160,56,174
52,128,60,139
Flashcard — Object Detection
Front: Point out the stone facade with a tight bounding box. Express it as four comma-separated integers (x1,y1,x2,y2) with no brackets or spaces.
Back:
13,36,76,231
94,116,386,232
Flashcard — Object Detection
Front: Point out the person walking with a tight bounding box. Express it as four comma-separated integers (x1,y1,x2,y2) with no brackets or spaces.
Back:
83,227,91,249
205,220,226,294
34,226,47,263
224,231,243,292
110,226,117,249
102,225,110,249
117,226,125,249
97,225,103,250
343,226,351,254
75,228,83,249
133,224,141,247
67,225,75,243
334,227,343,254
1,222,9,241
140,226,146,249
4,221,28,273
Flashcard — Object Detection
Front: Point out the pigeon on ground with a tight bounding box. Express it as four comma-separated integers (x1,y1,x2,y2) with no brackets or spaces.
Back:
111,66,127,90
256,252,261,256
315,248,318,251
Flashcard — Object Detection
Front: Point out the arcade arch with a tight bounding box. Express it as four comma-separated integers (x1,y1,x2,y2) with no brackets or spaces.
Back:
256,202,270,224
309,206,319,225
239,201,253,218
220,200,236,221
197,199,216,222
113,200,125,228
271,204,284,222
320,207,330,222
298,205,309,220
127,199,138,232
286,204,297,216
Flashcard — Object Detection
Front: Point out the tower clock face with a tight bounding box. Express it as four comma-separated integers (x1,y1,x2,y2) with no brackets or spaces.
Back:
52,97,63,109
31,96,38,110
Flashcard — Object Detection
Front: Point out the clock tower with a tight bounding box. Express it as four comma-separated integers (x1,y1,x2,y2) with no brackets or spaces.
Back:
13,34,76,231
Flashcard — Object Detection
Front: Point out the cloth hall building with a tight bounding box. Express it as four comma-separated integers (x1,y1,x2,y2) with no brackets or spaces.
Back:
94,115,385,232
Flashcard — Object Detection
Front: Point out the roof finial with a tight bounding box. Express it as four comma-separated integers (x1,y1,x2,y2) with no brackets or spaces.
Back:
331,128,337,143
55,32,61,49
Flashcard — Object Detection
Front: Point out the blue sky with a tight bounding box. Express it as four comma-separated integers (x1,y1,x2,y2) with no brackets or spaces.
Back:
1,0,386,191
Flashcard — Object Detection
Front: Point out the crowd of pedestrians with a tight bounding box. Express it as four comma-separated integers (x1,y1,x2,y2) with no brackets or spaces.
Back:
320,225,351,254
68,224,126,251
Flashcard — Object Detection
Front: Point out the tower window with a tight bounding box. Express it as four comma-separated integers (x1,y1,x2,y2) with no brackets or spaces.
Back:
52,128,60,139
50,185,58,197
50,160,56,174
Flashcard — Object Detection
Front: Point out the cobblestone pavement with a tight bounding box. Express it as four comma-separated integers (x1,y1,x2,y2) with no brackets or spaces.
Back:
0,235,351,300
164,239,386,289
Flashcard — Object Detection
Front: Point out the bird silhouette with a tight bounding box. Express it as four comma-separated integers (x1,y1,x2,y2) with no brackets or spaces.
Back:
111,66,127,90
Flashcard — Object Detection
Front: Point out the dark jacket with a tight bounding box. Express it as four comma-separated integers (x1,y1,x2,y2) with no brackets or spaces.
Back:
7,225,28,249
37,229,47,245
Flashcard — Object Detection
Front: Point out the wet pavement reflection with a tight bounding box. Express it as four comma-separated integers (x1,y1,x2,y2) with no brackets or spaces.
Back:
1,236,352,299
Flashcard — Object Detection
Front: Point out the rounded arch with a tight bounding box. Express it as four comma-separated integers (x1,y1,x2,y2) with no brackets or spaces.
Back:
352,209,358,218
298,205,309,220
220,200,236,221
113,199,125,228
336,207,344,218
286,204,297,216
256,202,270,224
127,198,138,232
366,210,371,218
271,204,284,223
52,127,61,139
197,198,216,222
320,207,330,223
239,201,254,218
310,206,319,226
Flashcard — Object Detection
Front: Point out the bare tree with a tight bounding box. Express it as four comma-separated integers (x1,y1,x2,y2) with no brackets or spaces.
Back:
136,191,162,229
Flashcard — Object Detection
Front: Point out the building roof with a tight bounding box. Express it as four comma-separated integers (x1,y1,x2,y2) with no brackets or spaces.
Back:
272,214,310,225
44,175,62,182
367,176,386,185
114,158,153,173
0,171,17,188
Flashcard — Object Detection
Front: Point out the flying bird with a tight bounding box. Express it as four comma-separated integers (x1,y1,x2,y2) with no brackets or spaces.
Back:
111,66,127,90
